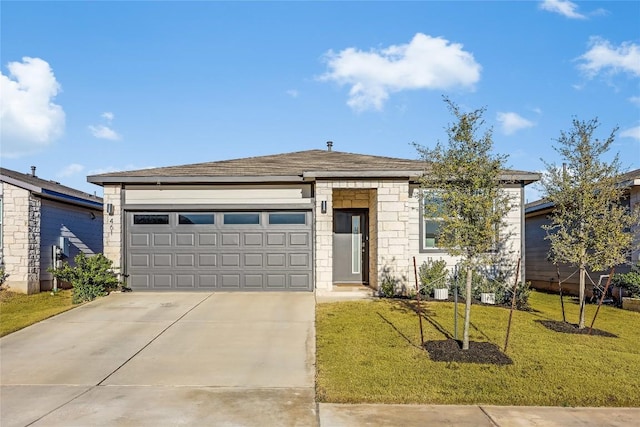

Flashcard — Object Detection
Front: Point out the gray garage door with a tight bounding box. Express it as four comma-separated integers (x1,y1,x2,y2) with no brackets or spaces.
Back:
125,211,312,291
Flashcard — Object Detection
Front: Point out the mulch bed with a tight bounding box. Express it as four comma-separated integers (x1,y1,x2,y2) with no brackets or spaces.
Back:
535,320,618,337
423,339,513,365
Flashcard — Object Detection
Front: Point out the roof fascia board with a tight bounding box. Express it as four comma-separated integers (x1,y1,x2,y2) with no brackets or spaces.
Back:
88,175,304,185
1,175,42,194
302,170,422,179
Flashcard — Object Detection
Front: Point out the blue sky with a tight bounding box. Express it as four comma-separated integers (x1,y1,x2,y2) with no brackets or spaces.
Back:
1,0,639,202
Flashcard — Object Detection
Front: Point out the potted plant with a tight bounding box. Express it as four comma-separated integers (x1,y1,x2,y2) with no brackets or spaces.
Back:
613,263,640,312
418,259,449,300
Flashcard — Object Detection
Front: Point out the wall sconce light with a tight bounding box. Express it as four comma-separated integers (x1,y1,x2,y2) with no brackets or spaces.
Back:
106,203,114,215
320,200,327,214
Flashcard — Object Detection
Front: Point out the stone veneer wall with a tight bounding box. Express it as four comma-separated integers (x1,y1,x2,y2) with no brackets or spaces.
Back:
314,179,410,293
102,185,123,279
1,183,41,293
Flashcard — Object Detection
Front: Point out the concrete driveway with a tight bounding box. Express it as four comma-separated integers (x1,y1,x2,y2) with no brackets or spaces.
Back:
0,292,317,427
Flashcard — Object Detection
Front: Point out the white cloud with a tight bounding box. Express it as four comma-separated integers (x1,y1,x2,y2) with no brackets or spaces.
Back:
496,112,535,135
539,0,586,19
88,124,121,140
286,89,299,98
577,37,640,78
0,57,65,158
89,111,121,140
628,96,640,106
57,163,84,178
319,33,481,112
620,126,640,141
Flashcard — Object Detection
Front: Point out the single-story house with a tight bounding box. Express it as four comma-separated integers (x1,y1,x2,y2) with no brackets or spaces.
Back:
87,144,539,295
1,167,104,294
525,168,640,295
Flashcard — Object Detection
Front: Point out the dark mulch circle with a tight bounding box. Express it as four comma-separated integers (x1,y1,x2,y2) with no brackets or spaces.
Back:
423,339,513,365
535,320,618,338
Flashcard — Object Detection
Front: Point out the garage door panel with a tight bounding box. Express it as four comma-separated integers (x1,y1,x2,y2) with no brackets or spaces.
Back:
126,211,312,291
198,253,217,267
130,254,150,267
176,275,195,288
198,275,217,288
244,274,263,288
289,253,309,268
199,233,217,246
289,233,309,246
129,275,150,288
220,274,240,288
244,233,263,246
153,254,172,267
176,233,195,246
244,253,263,267
153,275,172,288
267,253,286,267
221,253,240,267
266,274,286,289
290,274,311,289
153,234,172,246
221,233,240,246
267,233,285,246
176,253,195,267
130,234,150,247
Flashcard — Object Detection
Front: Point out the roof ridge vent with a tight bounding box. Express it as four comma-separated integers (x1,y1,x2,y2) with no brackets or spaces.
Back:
326,141,333,152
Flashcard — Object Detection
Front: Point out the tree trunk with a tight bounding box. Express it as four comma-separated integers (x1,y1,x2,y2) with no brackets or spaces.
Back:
578,265,586,329
462,265,472,350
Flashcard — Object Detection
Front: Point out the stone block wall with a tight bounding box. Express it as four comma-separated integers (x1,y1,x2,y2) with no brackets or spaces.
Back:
102,185,123,278
314,179,411,293
1,183,41,293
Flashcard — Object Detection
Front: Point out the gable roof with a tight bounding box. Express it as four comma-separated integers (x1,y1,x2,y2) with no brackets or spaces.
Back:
87,149,540,185
1,167,103,209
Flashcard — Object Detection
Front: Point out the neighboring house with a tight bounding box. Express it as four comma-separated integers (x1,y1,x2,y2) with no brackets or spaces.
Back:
87,145,539,295
0,167,103,294
525,169,640,295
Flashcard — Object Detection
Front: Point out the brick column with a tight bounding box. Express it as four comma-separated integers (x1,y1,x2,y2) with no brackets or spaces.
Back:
314,181,333,292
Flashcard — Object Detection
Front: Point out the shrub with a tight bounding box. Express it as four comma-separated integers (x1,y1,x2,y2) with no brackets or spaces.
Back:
418,259,449,297
49,253,121,304
0,267,8,288
502,281,532,309
612,263,640,298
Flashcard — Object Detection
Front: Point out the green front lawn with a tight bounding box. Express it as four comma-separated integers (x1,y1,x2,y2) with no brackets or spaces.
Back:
0,290,75,337
316,291,640,406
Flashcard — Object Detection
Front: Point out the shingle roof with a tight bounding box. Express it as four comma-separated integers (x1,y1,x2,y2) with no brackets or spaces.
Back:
1,167,103,206
87,149,540,185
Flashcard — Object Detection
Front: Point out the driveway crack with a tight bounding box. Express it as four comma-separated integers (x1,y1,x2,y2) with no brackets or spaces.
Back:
96,293,215,386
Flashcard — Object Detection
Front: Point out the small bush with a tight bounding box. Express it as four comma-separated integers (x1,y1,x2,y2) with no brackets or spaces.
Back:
613,263,640,298
0,267,8,288
418,259,449,297
49,253,121,304
502,281,532,309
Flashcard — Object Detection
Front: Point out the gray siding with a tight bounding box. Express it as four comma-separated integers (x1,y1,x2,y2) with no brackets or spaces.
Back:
525,210,630,296
40,199,103,288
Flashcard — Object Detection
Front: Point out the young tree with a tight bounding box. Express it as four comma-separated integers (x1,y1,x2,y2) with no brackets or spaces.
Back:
541,118,639,329
416,98,512,350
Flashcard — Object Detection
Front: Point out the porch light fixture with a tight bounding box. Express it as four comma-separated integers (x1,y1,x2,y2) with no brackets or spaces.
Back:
106,203,114,215
321,200,327,214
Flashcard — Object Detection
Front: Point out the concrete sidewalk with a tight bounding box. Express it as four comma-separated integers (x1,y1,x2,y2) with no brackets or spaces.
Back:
319,403,640,426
